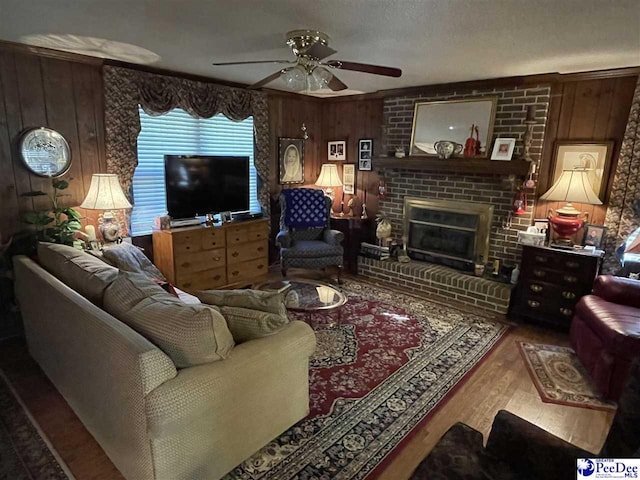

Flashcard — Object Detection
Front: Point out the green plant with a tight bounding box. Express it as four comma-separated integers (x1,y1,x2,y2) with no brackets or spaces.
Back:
21,179,82,245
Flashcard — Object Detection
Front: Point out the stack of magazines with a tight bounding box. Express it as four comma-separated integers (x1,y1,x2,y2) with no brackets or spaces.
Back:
360,242,390,260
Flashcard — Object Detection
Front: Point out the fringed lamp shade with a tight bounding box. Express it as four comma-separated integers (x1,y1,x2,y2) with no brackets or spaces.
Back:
81,174,131,242
540,169,602,245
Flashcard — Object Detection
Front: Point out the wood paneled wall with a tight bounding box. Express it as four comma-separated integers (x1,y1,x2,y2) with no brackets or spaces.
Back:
0,47,105,238
535,75,638,226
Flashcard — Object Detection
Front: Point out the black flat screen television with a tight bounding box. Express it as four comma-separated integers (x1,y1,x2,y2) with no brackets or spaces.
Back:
165,155,250,219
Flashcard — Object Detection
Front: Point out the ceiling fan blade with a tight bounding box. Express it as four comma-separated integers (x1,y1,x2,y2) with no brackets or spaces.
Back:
327,72,348,91
325,60,402,77
212,60,294,66
248,70,286,89
305,42,337,61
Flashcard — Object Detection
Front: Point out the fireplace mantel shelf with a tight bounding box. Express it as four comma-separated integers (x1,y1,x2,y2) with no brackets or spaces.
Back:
373,157,531,176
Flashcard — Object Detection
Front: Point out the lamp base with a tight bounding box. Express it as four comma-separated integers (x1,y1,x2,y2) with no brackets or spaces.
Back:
99,211,122,243
549,211,584,246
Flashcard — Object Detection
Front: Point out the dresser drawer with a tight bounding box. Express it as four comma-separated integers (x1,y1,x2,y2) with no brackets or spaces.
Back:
177,267,227,291
201,228,226,250
227,240,268,264
171,229,203,255
226,223,269,244
175,248,226,275
226,258,268,284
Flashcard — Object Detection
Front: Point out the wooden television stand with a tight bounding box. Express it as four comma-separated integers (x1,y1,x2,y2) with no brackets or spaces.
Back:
152,218,269,291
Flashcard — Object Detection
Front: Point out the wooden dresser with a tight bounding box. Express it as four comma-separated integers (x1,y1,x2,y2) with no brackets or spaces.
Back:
152,219,269,291
508,245,603,330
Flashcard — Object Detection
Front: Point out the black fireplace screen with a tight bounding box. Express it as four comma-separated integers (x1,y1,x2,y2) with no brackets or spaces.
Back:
408,222,476,260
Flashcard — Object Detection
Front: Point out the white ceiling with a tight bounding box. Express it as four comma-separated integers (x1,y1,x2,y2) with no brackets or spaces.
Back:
1,0,639,97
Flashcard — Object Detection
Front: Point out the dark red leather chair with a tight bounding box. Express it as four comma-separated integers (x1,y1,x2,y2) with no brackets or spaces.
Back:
570,275,640,400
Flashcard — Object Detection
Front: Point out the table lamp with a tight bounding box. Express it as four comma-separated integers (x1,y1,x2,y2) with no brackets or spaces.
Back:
539,168,602,246
315,164,342,202
80,174,132,243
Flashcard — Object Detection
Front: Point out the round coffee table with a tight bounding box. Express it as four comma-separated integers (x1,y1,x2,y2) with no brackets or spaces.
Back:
254,278,347,325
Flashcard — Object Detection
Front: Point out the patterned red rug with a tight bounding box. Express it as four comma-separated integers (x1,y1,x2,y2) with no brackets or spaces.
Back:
519,342,617,411
226,279,509,480
0,371,74,480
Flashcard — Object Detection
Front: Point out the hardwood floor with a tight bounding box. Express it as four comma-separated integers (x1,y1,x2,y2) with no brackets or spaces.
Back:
0,273,614,480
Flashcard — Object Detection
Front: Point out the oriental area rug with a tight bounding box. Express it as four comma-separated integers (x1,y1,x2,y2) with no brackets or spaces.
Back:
225,279,509,480
0,371,74,480
518,342,616,411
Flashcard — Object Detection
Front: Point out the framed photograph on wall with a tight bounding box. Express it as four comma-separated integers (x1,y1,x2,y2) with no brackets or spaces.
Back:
583,224,606,249
343,164,355,195
551,141,614,200
358,139,372,171
278,137,304,184
490,138,516,161
328,140,346,161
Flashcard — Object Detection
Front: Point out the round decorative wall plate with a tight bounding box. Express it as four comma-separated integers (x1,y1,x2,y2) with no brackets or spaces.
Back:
19,127,71,177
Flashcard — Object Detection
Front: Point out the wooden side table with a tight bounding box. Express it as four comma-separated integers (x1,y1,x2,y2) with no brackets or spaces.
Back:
330,216,374,275
508,245,603,331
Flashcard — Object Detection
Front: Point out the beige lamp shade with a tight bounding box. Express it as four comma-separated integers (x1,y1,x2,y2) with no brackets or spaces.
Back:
539,169,603,205
315,164,343,188
80,174,132,210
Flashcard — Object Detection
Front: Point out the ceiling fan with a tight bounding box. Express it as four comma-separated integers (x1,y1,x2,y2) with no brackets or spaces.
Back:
212,30,402,92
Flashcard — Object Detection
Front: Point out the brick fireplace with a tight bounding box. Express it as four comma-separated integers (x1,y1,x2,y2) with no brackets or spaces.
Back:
358,84,551,313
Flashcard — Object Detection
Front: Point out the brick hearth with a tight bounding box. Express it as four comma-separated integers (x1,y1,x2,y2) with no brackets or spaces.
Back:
358,257,512,314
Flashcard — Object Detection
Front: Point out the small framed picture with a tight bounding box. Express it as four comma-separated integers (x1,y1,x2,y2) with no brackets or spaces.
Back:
358,139,372,171
533,218,549,235
583,224,606,249
220,211,232,223
278,137,304,184
343,164,355,195
328,140,346,161
491,138,516,161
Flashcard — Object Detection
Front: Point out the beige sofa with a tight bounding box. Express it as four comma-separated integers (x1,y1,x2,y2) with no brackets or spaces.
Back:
14,252,315,480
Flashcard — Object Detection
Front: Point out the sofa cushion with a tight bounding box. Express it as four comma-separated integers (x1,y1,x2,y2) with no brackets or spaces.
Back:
103,271,234,368
575,295,640,358
218,306,289,343
102,242,166,280
37,242,118,306
195,289,287,316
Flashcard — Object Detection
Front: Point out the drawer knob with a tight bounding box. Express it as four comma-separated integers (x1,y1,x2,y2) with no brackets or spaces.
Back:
530,284,543,293
534,255,548,263
231,270,239,276
533,269,546,278
257,246,264,252
566,261,579,269
213,275,221,281
527,300,540,309
257,264,265,270
235,237,241,242
183,282,191,288
210,242,217,246
181,262,191,268
562,291,576,300
256,233,262,238
185,246,191,250
560,308,573,316
232,251,239,257
564,275,577,283
213,256,221,262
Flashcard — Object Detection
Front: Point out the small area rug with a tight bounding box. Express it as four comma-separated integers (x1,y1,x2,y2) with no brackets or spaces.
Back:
225,278,509,480
0,371,74,479
518,342,616,411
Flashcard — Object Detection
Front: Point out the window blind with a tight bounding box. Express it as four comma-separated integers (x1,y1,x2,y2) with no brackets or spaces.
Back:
131,107,259,236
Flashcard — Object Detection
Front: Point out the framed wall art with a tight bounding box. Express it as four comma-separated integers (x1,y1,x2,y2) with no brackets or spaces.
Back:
583,224,606,249
343,164,355,195
358,139,372,170
328,140,346,161
551,141,614,200
278,137,304,184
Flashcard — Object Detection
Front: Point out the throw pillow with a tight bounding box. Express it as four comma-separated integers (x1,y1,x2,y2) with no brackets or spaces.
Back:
103,271,234,368
219,306,290,343
102,242,166,280
195,289,288,317
37,242,118,306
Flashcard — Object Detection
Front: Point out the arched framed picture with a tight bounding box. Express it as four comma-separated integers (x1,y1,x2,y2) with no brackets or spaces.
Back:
279,137,304,184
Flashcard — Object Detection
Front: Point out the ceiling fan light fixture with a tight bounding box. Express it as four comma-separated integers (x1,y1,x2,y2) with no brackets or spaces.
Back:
311,66,332,89
283,64,307,91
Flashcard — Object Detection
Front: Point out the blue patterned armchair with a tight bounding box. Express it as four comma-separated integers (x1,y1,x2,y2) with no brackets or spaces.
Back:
276,188,344,281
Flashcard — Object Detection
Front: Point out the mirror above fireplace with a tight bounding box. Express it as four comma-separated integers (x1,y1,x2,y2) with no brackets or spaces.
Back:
409,98,498,158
